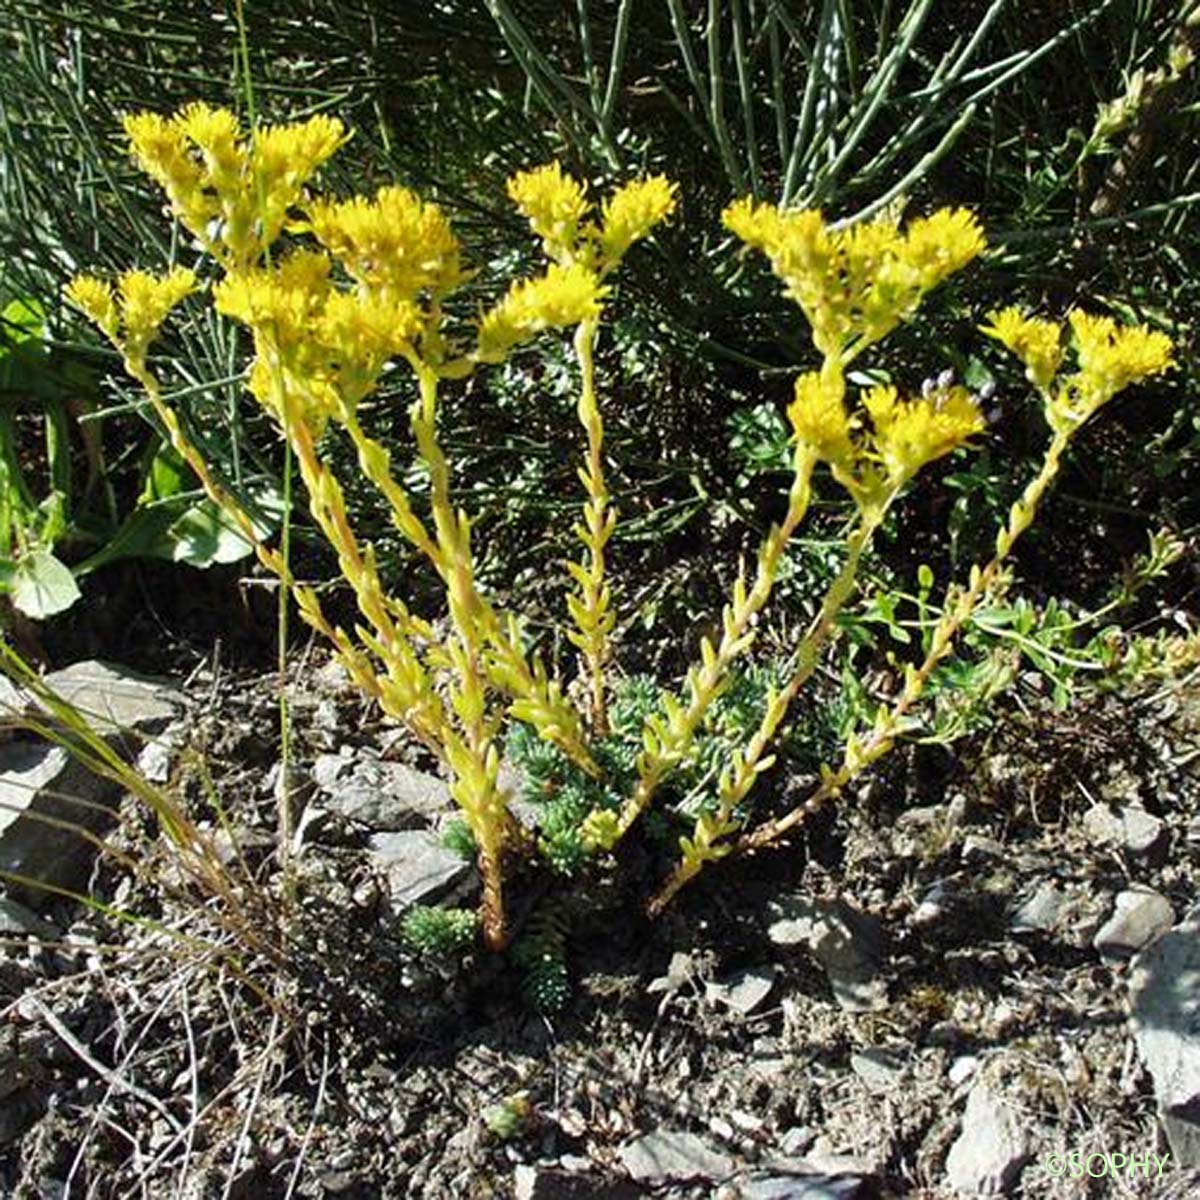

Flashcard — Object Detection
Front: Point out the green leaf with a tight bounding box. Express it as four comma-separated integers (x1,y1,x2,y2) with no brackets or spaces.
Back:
76,480,283,575
8,549,81,618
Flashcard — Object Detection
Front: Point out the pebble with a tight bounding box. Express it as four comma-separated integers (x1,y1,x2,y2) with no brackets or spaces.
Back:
1092,887,1174,962
943,1082,1031,1194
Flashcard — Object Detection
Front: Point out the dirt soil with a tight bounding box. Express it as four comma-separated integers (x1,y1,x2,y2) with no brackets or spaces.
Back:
2,640,1199,1199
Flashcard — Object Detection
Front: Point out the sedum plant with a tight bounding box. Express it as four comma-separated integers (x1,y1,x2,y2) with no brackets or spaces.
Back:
66,104,1173,949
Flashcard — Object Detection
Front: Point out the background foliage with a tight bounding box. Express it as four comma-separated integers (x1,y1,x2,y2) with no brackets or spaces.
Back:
1,0,1196,711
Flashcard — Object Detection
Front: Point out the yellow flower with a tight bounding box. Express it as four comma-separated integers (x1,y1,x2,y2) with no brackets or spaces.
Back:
787,367,854,466
124,111,216,238
250,115,347,249
724,199,985,362
599,176,677,267
476,263,608,362
899,209,988,291
176,102,244,185
126,105,345,265
507,162,590,263
306,185,464,300
862,384,985,488
1068,309,1173,397
67,267,196,362
979,307,1064,390
319,291,424,377
214,251,332,348
118,266,197,343
65,275,120,341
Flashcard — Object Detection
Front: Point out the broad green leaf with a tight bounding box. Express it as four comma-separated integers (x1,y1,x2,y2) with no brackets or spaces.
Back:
8,548,81,618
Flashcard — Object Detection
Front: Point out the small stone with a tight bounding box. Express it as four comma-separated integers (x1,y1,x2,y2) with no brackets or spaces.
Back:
1009,880,1066,934
0,740,121,906
943,1083,1031,1194
40,659,182,736
767,896,885,1013
706,965,777,1015
0,897,59,939
618,1130,734,1184
313,751,451,830
1119,808,1168,861
136,734,176,783
647,951,699,996
961,834,1004,863
910,881,956,929
709,1116,735,1141
1082,803,1168,863
1092,887,1174,962
946,793,971,827
1129,904,1200,1165
369,830,473,914
850,1046,905,1091
777,1129,812,1157
948,1055,979,1086
514,1164,638,1199
310,659,353,697
723,1163,869,1199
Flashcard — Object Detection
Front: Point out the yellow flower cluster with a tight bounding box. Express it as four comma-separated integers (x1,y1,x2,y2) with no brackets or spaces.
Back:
306,186,465,303
1068,310,1174,404
506,161,591,264
982,305,1173,431
598,177,680,266
213,249,423,429
787,367,984,505
476,263,608,362
862,383,985,488
124,103,345,266
723,199,985,362
479,163,676,358
977,307,1062,389
65,267,197,365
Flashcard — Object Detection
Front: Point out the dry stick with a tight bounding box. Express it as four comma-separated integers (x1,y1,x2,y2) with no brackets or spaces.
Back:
1089,1,1200,218
28,996,184,1136
737,427,1072,856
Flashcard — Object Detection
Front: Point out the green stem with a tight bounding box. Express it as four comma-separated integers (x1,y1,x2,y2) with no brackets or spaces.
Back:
737,427,1073,856
607,445,819,845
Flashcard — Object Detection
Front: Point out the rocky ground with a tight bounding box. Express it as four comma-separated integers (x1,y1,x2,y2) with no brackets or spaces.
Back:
1,650,1199,1198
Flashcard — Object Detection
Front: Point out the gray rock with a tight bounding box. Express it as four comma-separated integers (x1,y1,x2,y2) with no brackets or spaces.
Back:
961,835,1004,864
850,1046,905,1091
368,830,473,915
1082,803,1168,863
0,896,60,939
135,736,174,784
313,751,451,830
618,1130,734,1184
706,966,777,1015
1129,904,1200,1166
514,1165,639,1199
943,1083,1031,1194
0,739,120,908
1010,881,1066,934
911,881,960,929
768,896,886,1012
39,659,182,737
722,1162,869,1199
1093,887,1174,962
948,1055,979,1085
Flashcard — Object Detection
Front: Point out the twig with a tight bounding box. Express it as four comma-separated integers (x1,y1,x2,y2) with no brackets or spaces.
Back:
28,996,183,1136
